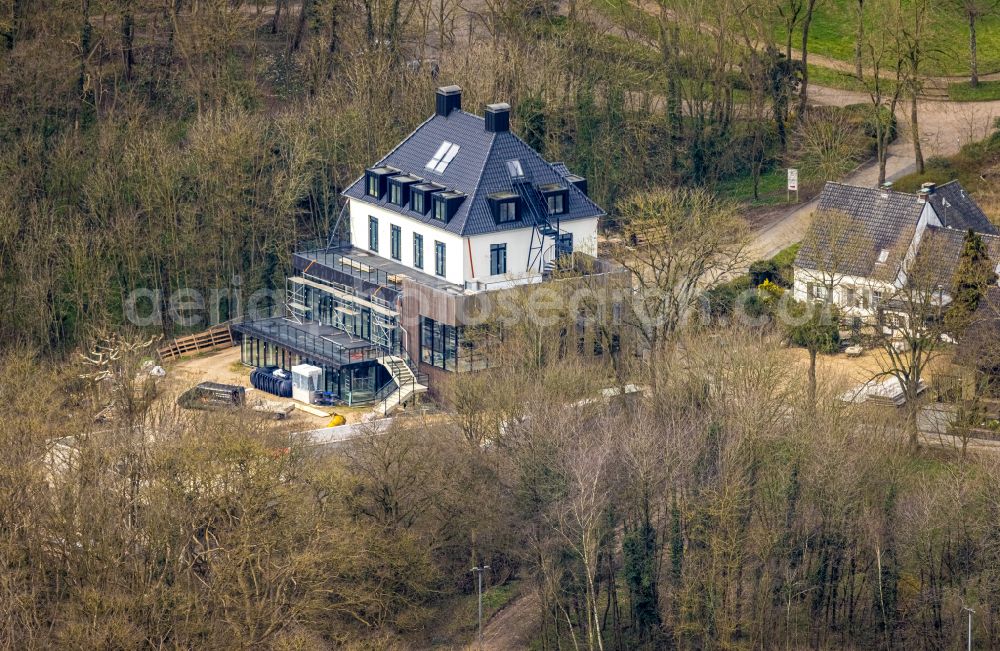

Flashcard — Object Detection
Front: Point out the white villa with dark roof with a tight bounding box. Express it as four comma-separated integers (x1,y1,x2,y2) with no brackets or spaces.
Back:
232,86,624,411
793,180,1000,331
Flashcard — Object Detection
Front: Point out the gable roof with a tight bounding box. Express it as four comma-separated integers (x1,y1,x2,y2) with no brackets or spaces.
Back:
796,181,1000,282
342,109,604,237
926,181,999,235
795,182,924,280
914,226,1000,290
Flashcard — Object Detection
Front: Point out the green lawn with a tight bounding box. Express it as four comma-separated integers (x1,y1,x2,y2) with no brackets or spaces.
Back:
716,166,795,207
948,80,1000,102
806,64,865,93
776,0,1000,77
892,129,1000,194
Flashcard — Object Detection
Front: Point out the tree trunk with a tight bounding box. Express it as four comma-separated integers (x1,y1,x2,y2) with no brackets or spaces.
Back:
271,0,283,34
797,0,817,117
121,6,135,81
969,13,979,88
910,93,924,174
906,399,920,449
291,0,311,51
77,0,92,122
854,1,864,79
808,347,818,406
877,124,888,186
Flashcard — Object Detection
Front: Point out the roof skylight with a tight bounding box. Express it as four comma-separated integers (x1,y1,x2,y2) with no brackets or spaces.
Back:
876,249,890,263
506,160,524,178
426,141,460,173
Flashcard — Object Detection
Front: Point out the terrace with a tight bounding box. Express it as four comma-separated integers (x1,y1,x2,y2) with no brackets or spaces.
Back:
232,316,381,369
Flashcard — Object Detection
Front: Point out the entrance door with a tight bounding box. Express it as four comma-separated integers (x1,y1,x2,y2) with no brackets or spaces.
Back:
556,233,573,258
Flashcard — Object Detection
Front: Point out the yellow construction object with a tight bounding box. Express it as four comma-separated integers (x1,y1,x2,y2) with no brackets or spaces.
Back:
327,413,347,428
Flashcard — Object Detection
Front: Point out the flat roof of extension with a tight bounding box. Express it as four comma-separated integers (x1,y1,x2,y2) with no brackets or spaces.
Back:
232,317,379,369
296,244,464,293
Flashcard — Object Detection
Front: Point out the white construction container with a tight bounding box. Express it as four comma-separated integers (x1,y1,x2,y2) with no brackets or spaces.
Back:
291,364,323,404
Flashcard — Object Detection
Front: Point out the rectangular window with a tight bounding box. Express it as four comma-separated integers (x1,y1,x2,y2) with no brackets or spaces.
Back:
390,224,401,260
547,193,565,214
367,174,379,197
498,201,517,223
390,183,403,206
434,197,447,222
413,233,424,269
490,243,507,276
368,216,378,252
434,241,446,277
412,192,425,214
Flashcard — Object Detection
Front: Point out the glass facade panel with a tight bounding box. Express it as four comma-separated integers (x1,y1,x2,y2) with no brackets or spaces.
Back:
419,317,492,372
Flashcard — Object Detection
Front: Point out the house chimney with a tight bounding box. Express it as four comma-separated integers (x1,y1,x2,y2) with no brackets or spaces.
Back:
435,85,462,117
918,188,929,204
921,181,936,195
485,103,510,133
880,181,893,199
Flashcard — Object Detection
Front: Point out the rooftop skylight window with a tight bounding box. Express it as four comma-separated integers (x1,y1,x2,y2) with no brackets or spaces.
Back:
426,141,460,173
506,160,524,178
876,249,890,264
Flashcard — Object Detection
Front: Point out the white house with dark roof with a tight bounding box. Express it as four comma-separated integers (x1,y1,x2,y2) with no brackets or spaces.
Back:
231,86,624,410
341,85,603,288
793,180,1000,330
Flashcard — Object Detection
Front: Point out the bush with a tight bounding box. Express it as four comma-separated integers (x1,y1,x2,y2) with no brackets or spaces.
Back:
704,276,751,319
749,259,780,287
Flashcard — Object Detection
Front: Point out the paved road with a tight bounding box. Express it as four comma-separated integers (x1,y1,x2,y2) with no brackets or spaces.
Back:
748,140,915,261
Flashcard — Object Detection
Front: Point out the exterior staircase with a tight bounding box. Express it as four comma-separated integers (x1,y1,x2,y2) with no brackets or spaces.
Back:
373,355,427,417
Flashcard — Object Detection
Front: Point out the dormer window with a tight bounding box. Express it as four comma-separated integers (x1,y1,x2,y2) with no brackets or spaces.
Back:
364,166,397,200
488,192,519,224
388,175,419,208
432,190,466,223
539,183,568,215
410,182,444,215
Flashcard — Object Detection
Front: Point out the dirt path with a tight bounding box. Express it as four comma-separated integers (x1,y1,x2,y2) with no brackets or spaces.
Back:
629,0,1000,92
466,589,541,651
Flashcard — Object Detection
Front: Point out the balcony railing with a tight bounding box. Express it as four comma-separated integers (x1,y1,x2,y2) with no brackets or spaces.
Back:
295,239,403,290
233,316,382,367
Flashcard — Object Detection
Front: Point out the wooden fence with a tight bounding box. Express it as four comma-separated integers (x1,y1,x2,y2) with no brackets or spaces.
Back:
157,324,235,361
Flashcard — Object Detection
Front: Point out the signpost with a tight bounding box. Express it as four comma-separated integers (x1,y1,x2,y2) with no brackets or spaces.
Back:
787,168,799,203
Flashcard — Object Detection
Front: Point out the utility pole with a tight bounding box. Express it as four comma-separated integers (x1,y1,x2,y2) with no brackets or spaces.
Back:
471,565,490,649
963,605,975,651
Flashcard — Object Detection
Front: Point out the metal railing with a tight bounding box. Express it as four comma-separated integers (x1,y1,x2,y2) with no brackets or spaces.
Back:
294,241,404,290
233,317,382,367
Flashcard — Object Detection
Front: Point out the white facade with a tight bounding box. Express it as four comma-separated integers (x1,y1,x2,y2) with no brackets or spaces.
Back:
349,199,600,288
792,268,897,321
791,199,948,326
349,200,465,284
467,216,599,283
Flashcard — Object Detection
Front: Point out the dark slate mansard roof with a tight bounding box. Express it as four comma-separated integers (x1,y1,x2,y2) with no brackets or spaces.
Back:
342,107,604,237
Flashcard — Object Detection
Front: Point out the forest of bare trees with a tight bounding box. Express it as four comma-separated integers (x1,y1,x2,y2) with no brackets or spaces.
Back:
4,0,1000,648
5,321,1000,648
